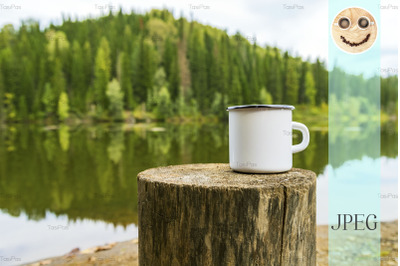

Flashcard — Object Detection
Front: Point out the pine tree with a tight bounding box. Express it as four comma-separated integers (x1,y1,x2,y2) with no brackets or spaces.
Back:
163,37,180,101
133,37,156,104
297,62,307,104
284,58,299,105
42,83,57,116
93,37,111,114
256,49,266,94
123,25,133,55
117,52,134,109
313,58,328,105
155,86,172,119
304,66,316,105
106,78,124,120
188,28,207,109
218,34,230,99
168,56,180,101
51,58,67,111
230,65,242,105
178,16,185,40
20,57,34,114
281,51,289,102
33,60,46,119
147,67,172,119
1,47,21,109
267,48,282,102
238,57,249,103
82,41,92,90
71,40,85,112
148,67,167,111
204,31,218,108
58,91,69,120
163,37,173,78
249,44,260,103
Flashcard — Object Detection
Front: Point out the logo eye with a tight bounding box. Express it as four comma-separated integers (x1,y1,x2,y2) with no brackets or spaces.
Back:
338,17,351,30
358,16,370,29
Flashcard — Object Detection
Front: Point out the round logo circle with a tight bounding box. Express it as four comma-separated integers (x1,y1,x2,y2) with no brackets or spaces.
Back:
331,7,377,54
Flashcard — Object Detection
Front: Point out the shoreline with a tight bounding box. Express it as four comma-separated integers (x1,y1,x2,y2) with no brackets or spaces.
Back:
26,220,397,266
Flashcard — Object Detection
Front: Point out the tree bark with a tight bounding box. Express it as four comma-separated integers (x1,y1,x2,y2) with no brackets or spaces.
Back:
138,163,316,266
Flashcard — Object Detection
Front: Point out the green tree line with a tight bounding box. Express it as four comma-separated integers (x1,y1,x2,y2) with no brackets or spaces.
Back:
0,9,397,122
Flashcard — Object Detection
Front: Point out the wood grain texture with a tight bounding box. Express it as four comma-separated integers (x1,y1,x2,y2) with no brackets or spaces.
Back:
138,164,316,266
331,7,377,54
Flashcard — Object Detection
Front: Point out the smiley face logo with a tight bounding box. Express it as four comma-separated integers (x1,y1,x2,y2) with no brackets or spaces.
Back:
331,7,377,54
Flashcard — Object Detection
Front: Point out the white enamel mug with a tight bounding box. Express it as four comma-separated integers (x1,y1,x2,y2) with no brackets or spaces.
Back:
227,104,310,173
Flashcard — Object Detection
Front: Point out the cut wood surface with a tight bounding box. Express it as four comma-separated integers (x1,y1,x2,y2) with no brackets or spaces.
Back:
138,163,316,266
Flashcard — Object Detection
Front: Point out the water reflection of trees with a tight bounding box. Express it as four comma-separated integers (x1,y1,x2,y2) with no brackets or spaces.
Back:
327,68,397,168
294,130,328,176
381,122,398,158
0,122,396,226
328,122,398,169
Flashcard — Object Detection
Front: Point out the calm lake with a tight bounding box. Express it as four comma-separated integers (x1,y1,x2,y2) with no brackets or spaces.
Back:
0,122,397,264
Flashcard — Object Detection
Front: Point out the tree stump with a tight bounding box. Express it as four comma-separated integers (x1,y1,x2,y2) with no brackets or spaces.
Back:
138,163,316,266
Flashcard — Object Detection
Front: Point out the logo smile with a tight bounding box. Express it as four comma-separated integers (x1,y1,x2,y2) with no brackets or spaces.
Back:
340,34,370,47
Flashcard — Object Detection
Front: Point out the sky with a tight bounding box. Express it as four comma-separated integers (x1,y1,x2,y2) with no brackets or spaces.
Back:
0,0,398,73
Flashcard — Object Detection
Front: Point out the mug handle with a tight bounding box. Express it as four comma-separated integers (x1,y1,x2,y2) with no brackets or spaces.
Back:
292,122,310,154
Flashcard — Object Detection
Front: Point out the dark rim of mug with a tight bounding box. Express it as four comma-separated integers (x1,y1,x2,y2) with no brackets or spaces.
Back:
226,104,295,111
